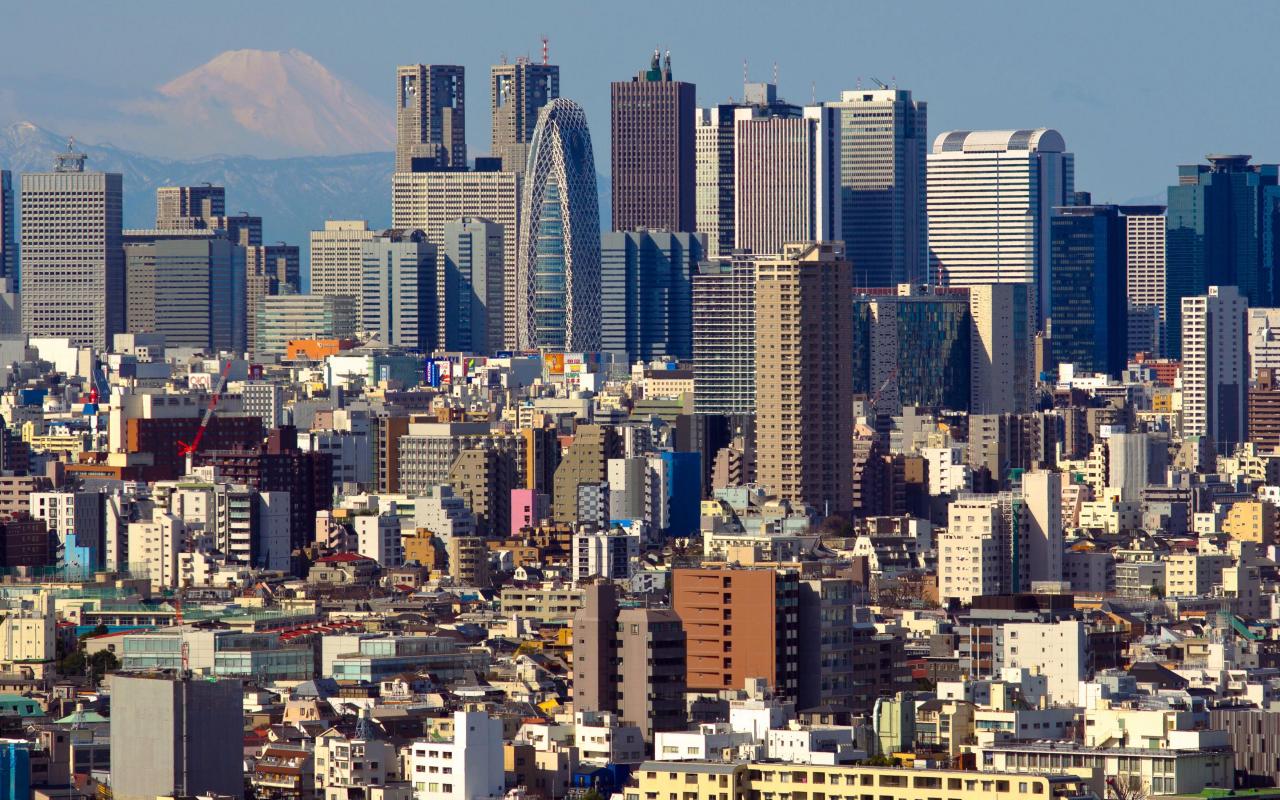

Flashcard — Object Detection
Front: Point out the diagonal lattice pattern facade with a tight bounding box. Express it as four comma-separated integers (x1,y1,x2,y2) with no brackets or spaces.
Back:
516,98,601,352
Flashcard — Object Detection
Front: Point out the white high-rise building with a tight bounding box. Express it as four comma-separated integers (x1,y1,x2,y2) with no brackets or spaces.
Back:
407,711,504,800
1123,206,1167,358
21,146,125,348
310,221,377,328
692,256,758,415
938,497,1005,606
442,217,504,353
927,129,1073,325
391,170,519,348
826,88,928,287
1248,307,1280,379
733,105,840,256
695,82,801,259
1021,470,1063,585
969,283,1034,415
361,228,437,351
1182,285,1247,447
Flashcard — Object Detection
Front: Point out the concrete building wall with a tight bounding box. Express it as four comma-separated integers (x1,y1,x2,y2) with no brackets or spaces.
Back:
109,674,243,800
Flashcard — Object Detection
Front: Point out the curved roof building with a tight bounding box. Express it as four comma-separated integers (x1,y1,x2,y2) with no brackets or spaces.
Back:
516,98,601,352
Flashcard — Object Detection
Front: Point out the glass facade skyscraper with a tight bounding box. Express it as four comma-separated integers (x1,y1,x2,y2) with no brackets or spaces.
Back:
1049,202,1128,376
600,229,704,366
1165,154,1280,357
827,88,928,287
516,98,601,352
852,285,971,415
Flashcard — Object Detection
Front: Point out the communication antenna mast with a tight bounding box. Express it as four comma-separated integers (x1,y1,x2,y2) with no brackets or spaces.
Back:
743,59,748,84
772,61,778,85
541,35,549,65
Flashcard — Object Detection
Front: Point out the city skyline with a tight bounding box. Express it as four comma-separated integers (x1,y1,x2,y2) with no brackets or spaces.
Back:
1,0,1278,208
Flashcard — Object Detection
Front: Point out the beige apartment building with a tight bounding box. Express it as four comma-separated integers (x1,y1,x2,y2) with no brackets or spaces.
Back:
753,242,853,515
309,221,377,327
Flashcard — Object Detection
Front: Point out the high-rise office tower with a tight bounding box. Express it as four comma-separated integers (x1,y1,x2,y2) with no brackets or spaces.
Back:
1182,285,1248,448
601,229,704,366
1048,200,1127,376
0,170,14,278
442,217,504,353
396,64,466,172
1123,205,1167,358
693,255,757,415
852,284,971,417
755,242,854,514
361,228,437,351
392,170,520,347
110,674,244,800
491,58,559,174
733,105,841,256
1165,155,1280,357
969,283,1034,415
124,229,245,353
20,144,124,349
516,98,601,352
208,213,262,247
310,221,377,328
611,51,695,232
826,88,928,287
245,244,300,355
927,129,1074,325
695,81,801,258
155,184,226,229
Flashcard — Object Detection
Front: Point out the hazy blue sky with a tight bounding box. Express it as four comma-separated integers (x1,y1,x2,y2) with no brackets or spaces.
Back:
2,0,1278,203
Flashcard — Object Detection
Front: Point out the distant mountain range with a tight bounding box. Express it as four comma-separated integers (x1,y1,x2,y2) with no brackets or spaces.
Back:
0,121,393,278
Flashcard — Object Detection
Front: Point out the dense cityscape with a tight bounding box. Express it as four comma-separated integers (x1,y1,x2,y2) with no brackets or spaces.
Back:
4,9,1280,800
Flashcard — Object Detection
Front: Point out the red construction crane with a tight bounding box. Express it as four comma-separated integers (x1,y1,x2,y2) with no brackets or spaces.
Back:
177,360,234,463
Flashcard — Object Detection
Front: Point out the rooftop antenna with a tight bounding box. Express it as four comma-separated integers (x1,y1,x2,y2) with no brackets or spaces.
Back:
811,81,816,104
772,61,778,86
743,59,748,85
500,51,507,65
856,76,862,90
541,35,549,66
892,75,898,89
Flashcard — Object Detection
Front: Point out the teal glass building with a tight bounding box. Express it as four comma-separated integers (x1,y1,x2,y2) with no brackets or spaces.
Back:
1165,154,1280,356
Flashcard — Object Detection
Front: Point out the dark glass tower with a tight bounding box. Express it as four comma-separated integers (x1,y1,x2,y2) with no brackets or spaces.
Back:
1165,154,1280,356
1049,202,1128,376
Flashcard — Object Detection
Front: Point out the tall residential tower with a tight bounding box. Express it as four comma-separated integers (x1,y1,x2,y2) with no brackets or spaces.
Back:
754,242,854,514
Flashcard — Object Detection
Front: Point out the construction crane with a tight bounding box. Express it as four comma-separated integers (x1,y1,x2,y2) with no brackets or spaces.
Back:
176,360,234,473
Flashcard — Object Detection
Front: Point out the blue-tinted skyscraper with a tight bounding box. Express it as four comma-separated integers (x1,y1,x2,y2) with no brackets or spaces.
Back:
517,98,601,352
1,739,31,800
660,450,701,537
600,230,704,366
0,170,13,279
1165,154,1280,356
1049,201,1128,376
852,285,971,416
